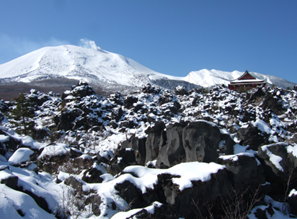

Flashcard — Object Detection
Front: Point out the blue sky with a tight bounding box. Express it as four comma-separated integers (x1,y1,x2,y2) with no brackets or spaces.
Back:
0,0,297,83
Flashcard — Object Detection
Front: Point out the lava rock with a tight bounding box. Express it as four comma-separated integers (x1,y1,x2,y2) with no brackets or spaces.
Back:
217,154,266,192
237,125,269,151
121,135,147,166
156,122,187,168
82,167,103,183
109,148,137,175
145,122,166,164
85,194,102,216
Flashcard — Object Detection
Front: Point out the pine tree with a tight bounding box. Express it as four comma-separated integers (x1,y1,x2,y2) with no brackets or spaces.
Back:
9,92,35,136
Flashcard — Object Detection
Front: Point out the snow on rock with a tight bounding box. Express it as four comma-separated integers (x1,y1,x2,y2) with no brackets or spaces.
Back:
287,144,297,157
8,148,34,165
289,189,297,197
122,162,225,192
38,144,69,159
219,152,255,162
260,144,284,171
0,184,56,219
0,135,9,142
252,119,272,134
111,201,162,219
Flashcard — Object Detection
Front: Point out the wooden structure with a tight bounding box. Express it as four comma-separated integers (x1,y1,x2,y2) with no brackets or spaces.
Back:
228,71,266,91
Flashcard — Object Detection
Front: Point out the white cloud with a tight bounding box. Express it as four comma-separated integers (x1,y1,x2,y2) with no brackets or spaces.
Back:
79,38,101,51
0,34,69,64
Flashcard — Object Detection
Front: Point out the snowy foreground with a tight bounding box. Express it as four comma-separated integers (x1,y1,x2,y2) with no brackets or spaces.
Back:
1,83,297,218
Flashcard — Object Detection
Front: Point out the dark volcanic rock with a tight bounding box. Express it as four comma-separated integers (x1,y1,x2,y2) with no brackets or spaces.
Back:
145,122,166,164
237,124,269,150
0,170,19,190
156,121,234,168
217,154,266,192
158,169,232,219
183,121,221,162
288,191,297,215
85,194,102,216
82,167,103,183
114,180,146,209
261,93,284,115
257,143,297,185
64,176,83,194
109,148,137,175
121,135,147,166
175,86,188,96
58,108,83,130
124,96,138,109
156,122,187,168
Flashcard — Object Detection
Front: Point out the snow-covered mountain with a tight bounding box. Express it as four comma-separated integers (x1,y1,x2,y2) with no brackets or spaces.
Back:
0,43,185,89
0,43,295,90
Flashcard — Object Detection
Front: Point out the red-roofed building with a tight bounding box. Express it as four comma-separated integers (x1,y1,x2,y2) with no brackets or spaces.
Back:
228,70,266,91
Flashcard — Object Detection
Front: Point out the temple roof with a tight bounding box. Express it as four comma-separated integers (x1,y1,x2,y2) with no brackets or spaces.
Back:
230,70,265,84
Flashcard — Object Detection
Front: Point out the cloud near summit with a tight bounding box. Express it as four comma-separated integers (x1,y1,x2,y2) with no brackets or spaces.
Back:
79,38,101,51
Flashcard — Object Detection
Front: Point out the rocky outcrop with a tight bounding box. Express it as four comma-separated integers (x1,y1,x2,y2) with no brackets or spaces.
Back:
156,122,186,168
121,135,146,166
145,122,166,164
258,143,297,185
157,121,234,168
217,154,266,192
237,125,269,150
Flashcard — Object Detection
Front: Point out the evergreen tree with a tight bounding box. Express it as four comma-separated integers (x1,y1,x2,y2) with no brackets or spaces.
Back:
9,92,35,136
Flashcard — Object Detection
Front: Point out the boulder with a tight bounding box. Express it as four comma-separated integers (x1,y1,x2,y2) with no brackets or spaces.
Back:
124,96,138,109
108,148,137,175
82,167,103,183
175,86,188,96
57,108,83,130
261,93,284,115
142,83,161,94
112,107,124,122
158,168,232,219
182,121,229,163
257,143,297,201
217,153,266,192
257,143,294,184
71,82,96,98
85,194,102,216
0,169,19,190
64,176,83,194
237,124,269,150
156,121,234,168
114,180,147,209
